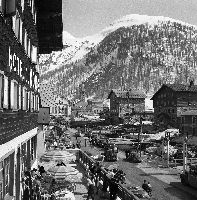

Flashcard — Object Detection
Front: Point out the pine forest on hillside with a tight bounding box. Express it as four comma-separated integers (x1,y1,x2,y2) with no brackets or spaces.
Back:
40,18,197,101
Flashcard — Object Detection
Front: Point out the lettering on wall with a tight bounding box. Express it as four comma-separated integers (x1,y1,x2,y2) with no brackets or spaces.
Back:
8,47,22,77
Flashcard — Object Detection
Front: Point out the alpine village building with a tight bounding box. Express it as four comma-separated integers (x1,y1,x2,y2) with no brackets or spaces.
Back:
108,89,146,123
151,81,197,135
0,0,63,200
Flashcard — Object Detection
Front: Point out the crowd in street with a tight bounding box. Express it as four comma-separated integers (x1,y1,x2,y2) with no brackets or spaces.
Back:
84,161,126,200
22,165,47,200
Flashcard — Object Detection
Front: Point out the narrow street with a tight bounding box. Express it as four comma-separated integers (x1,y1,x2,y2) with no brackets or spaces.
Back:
69,130,197,200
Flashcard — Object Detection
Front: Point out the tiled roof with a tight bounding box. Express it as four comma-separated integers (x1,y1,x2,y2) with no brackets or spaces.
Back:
165,84,197,92
151,83,197,100
111,89,146,99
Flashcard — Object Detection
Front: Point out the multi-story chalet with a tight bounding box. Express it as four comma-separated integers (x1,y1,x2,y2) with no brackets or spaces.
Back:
0,0,63,199
151,82,197,130
108,89,146,117
178,110,197,136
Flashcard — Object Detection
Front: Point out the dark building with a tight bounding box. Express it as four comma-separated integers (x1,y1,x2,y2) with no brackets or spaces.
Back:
36,0,63,54
0,0,63,199
178,110,197,136
151,82,197,131
108,89,146,117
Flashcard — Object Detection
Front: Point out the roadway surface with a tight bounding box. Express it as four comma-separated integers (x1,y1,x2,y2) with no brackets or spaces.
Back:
69,130,196,200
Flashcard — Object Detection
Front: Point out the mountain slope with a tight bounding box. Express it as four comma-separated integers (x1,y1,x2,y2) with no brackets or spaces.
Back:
39,14,197,101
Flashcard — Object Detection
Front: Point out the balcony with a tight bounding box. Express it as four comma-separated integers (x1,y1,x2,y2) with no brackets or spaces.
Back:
0,111,38,145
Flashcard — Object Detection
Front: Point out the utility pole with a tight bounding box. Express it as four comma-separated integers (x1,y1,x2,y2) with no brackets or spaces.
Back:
165,131,170,167
137,115,143,156
183,136,188,174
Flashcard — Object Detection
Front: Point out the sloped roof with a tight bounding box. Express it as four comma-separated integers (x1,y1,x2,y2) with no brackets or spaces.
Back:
180,110,197,116
151,83,197,100
166,84,197,92
108,89,146,99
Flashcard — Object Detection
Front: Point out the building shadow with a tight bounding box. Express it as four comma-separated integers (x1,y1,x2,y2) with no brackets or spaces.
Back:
164,183,197,200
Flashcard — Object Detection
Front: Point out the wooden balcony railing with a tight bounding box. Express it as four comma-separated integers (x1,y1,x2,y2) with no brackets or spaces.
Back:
0,111,38,145
77,150,140,200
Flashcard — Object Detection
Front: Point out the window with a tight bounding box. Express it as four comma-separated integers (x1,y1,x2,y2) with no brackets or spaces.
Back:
31,137,34,160
0,0,2,12
10,80,14,109
31,45,37,63
4,157,10,195
192,116,197,124
0,74,3,109
15,12,20,39
26,91,29,111
192,127,196,136
21,0,24,12
24,30,27,52
22,87,26,110
0,161,3,200
28,39,31,58
18,85,21,109
181,117,185,124
19,20,23,43
31,92,34,111
3,76,8,109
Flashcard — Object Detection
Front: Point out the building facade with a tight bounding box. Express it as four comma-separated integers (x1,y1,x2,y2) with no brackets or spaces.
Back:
151,82,197,131
0,0,63,199
178,110,197,136
107,89,146,117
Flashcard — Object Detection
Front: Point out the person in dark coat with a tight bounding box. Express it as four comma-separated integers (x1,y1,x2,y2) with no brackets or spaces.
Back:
109,178,118,200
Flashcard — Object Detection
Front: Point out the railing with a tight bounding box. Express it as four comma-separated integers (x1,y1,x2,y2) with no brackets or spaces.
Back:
0,111,38,145
172,158,197,167
77,150,140,200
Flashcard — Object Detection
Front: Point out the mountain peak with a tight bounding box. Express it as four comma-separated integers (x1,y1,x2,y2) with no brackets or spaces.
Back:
101,14,196,36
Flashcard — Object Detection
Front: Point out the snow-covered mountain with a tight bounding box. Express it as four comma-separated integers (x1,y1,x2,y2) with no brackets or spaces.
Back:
39,14,197,102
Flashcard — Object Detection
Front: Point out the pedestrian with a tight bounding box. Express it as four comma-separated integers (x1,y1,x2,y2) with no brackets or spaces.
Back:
147,182,152,195
109,178,118,200
142,180,149,192
54,140,57,149
86,176,95,200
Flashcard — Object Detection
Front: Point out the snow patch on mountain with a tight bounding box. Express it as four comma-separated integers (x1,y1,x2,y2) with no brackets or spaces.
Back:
101,14,197,36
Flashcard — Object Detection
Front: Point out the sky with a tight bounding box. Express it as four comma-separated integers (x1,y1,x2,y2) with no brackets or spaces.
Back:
63,0,197,38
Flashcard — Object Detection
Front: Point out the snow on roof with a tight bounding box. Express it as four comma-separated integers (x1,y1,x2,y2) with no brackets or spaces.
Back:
148,129,180,141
